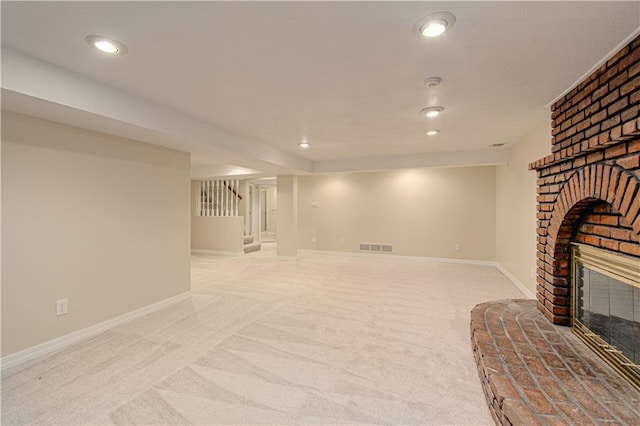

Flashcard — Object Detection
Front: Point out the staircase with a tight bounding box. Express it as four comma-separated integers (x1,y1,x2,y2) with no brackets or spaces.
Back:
243,235,261,254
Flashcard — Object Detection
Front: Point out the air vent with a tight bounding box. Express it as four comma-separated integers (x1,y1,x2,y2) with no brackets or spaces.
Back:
381,244,393,252
359,243,370,251
490,143,505,148
370,244,381,251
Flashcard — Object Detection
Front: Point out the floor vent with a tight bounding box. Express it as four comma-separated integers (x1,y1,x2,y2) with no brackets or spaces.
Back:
359,243,370,251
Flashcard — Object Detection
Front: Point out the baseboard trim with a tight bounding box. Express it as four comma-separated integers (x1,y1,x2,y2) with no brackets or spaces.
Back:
494,263,536,299
299,250,536,298
299,249,495,266
1,291,191,371
191,249,243,256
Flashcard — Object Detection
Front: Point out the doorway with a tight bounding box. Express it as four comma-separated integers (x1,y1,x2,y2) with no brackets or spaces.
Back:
259,186,277,242
260,190,267,233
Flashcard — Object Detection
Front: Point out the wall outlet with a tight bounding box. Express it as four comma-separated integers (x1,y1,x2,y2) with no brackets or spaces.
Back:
454,243,461,252
341,238,346,245
311,201,320,208
311,236,316,244
56,298,68,316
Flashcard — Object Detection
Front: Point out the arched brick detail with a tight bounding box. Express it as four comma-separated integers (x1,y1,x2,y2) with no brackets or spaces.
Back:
548,164,640,246
538,163,640,325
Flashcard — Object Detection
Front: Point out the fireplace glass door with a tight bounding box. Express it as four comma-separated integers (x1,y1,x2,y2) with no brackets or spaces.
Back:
572,243,640,390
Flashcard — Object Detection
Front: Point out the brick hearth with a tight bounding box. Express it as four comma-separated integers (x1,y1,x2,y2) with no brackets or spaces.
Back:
471,300,640,424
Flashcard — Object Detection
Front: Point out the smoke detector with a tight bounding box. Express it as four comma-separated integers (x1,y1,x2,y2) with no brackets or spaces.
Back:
424,77,442,88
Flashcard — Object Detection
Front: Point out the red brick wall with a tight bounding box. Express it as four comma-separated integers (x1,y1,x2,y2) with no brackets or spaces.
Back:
550,37,640,156
530,35,640,325
576,201,640,257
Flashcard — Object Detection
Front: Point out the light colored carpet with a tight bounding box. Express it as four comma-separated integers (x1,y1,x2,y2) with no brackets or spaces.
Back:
2,245,526,425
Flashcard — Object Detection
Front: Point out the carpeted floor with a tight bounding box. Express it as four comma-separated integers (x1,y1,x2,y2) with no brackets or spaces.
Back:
2,245,527,425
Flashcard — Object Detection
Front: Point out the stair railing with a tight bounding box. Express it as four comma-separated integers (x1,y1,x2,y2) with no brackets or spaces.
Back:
198,179,242,217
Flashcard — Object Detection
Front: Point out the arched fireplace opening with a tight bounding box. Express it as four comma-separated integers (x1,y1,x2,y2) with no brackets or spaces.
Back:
536,162,640,391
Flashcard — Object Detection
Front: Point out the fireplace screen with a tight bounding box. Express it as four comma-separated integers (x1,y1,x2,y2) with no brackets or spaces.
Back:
572,243,640,390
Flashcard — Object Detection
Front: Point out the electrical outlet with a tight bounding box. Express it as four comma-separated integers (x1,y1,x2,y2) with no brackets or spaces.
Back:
311,236,316,244
341,238,346,245
56,298,68,316
454,243,461,252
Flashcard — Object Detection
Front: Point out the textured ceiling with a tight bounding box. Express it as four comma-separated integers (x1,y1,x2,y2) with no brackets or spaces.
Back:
2,1,639,174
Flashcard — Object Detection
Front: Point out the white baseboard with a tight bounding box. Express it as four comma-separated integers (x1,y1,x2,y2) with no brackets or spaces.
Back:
300,250,536,298
191,249,243,256
494,263,536,299
1,291,191,371
299,249,495,266
396,255,495,266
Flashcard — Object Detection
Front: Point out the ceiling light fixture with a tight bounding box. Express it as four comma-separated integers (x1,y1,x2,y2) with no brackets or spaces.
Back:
85,35,128,55
421,106,444,118
426,130,440,136
299,140,311,148
415,12,456,38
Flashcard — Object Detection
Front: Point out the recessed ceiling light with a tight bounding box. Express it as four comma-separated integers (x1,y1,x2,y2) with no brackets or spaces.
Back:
426,130,440,136
415,12,456,38
85,35,128,55
422,19,447,37
421,106,444,118
299,141,311,148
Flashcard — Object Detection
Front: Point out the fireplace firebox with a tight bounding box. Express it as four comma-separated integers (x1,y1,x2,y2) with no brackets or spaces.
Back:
572,243,640,390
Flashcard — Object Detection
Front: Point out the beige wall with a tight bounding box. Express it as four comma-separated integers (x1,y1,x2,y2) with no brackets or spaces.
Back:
298,166,497,260
496,120,551,296
276,176,298,256
190,181,244,253
1,112,191,356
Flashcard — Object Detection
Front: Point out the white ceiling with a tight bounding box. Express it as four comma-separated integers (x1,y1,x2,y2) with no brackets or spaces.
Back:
2,2,639,176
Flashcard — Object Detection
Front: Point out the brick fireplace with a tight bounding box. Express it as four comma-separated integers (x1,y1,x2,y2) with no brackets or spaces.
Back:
472,35,640,424
529,35,640,390
529,35,640,326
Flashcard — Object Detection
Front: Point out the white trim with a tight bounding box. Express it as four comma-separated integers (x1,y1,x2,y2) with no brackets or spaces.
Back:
300,250,537,298
299,249,495,266
191,249,243,256
546,27,640,107
494,263,536,299
1,291,191,371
